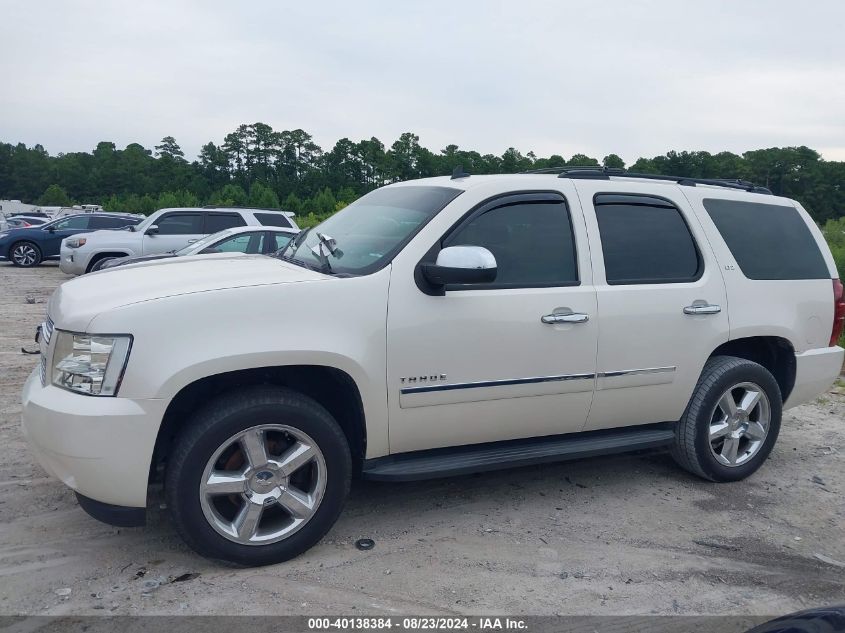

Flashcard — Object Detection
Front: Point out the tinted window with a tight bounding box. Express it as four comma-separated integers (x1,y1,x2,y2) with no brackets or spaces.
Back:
445,199,578,288
90,215,134,229
205,232,263,254
51,216,90,230
155,213,204,235
255,212,292,228
595,194,700,284
703,199,828,280
205,213,246,233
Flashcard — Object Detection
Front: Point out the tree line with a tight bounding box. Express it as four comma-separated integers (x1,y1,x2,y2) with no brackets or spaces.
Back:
1,124,844,228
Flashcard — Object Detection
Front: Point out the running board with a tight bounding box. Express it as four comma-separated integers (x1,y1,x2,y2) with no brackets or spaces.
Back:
362,424,675,481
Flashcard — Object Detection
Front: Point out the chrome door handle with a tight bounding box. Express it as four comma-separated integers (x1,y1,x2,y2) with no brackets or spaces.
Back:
187,239,198,244
541,312,589,324
683,304,721,315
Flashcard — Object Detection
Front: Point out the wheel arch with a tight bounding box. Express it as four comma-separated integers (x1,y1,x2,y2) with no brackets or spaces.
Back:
150,365,367,484
8,238,42,261
708,336,796,402
86,251,131,272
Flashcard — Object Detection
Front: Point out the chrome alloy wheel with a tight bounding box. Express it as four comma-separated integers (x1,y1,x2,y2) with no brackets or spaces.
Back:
12,243,38,266
199,424,327,545
708,381,771,467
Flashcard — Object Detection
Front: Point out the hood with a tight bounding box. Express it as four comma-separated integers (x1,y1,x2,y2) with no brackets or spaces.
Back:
49,253,330,331
0,226,41,240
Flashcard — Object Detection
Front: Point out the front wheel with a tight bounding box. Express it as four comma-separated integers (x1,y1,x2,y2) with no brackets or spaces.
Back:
165,387,351,566
10,241,42,267
89,257,117,272
671,356,782,482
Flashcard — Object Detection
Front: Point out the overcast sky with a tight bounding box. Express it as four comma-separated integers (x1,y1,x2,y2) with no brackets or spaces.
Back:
2,1,844,164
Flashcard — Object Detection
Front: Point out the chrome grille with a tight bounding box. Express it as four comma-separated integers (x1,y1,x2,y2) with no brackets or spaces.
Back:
43,316,54,345
39,316,54,386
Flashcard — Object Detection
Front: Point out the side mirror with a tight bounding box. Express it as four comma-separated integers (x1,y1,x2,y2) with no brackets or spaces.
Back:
144,225,159,236
47,226,56,233
421,246,497,286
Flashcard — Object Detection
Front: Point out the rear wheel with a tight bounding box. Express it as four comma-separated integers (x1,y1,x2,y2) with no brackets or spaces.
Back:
10,241,42,267
165,387,351,566
671,356,782,482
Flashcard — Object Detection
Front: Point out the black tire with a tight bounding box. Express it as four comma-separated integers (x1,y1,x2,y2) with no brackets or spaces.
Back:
9,241,42,267
671,356,782,482
165,386,351,566
89,256,117,272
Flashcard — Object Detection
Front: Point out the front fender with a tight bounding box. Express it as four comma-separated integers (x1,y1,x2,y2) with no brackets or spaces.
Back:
87,269,392,456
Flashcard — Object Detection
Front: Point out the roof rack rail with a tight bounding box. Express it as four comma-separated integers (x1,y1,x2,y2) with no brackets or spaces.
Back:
201,205,288,211
523,166,772,194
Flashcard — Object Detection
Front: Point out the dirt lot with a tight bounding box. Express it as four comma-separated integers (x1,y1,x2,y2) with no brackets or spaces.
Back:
0,262,843,617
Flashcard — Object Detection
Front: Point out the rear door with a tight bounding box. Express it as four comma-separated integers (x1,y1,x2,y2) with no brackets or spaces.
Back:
141,211,205,254
575,181,729,431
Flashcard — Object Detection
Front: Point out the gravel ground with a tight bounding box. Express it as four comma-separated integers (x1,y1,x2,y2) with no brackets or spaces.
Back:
0,262,843,617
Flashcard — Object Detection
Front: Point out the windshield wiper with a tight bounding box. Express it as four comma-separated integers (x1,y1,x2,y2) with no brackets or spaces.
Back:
310,232,339,273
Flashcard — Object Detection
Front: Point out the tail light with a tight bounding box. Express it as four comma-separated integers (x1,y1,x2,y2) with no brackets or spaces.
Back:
831,278,845,346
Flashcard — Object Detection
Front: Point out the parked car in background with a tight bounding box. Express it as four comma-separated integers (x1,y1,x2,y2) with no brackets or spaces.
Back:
0,213,142,267
6,216,49,229
98,225,299,271
22,169,844,565
60,207,299,275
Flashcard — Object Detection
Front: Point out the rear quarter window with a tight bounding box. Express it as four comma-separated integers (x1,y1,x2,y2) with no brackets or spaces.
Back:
703,199,829,280
254,212,292,228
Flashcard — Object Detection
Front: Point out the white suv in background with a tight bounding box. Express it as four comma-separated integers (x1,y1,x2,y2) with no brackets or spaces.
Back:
59,206,298,274
22,168,844,566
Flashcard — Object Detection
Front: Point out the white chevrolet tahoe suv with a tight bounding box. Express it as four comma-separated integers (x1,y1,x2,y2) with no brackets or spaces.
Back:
59,206,298,274
22,168,844,566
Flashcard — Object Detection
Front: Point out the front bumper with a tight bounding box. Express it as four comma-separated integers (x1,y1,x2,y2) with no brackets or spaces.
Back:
783,346,844,409
21,367,167,509
58,245,86,275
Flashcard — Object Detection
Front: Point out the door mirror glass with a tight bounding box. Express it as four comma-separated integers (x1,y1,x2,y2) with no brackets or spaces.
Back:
145,224,159,236
421,246,497,286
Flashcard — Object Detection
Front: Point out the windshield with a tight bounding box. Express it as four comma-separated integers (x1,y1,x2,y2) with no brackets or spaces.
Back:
284,185,461,275
175,229,232,255
134,214,156,232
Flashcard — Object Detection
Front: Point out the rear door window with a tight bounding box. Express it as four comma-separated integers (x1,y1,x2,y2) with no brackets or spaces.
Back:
703,199,829,280
205,213,247,233
205,232,263,254
594,194,701,284
254,212,293,228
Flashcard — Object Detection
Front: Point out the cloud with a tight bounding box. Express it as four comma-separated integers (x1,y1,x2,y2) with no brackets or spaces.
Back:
1,0,843,163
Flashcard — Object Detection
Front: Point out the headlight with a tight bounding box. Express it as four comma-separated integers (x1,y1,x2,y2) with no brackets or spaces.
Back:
0,231,9,239
51,331,132,396
65,237,87,248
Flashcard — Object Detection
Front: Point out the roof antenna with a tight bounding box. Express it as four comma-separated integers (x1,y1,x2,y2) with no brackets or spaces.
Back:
451,164,470,180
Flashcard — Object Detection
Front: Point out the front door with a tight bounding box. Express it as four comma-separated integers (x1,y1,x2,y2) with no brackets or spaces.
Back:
42,215,92,256
386,189,598,454
141,211,205,254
